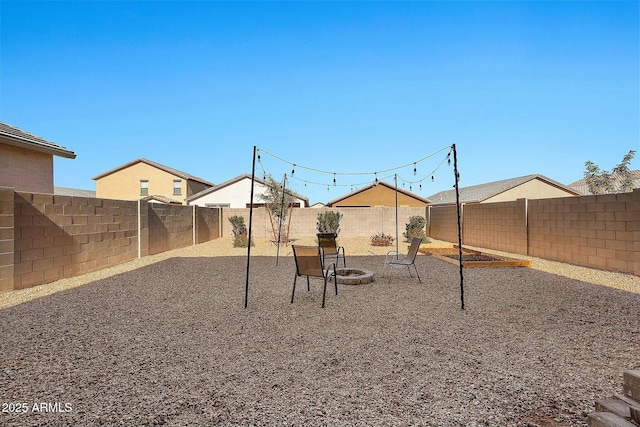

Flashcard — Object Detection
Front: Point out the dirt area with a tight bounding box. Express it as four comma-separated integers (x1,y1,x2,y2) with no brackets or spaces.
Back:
0,245,639,426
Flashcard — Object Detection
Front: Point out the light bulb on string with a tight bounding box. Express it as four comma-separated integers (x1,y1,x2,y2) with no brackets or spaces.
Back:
333,173,336,186
413,163,417,176
374,172,378,184
291,164,296,175
409,184,412,191
419,183,422,190
431,176,434,182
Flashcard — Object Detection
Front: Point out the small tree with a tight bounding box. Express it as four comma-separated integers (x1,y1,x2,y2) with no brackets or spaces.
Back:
584,150,636,194
316,211,343,235
260,174,296,242
228,215,253,247
404,215,427,242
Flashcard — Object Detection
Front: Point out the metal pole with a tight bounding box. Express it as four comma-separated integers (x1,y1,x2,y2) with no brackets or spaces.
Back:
244,146,257,309
394,173,399,257
452,144,464,310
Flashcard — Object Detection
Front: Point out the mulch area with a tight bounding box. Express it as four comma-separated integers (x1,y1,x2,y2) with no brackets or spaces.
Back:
1,254,639,426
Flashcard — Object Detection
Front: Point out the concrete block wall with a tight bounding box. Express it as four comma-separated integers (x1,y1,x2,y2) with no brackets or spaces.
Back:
428,205,460,244
1,190,222,292
13,192,138,290
528,189,639,275
222,206,427,240
427,189,640,276
464,199,528,255
147,203,195,255
196,206,221,244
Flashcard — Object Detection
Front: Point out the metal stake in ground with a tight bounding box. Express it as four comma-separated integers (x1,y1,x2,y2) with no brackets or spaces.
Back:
452,143,464,310
245,145,257,309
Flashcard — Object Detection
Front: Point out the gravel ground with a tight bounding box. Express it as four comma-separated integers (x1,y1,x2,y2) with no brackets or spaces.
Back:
1,237,639,426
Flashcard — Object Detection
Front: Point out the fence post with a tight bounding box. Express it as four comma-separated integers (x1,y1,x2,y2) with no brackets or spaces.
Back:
193,205,197,245
0,187,15,291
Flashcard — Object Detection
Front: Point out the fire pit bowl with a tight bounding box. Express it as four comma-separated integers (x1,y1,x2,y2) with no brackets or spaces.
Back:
332,268,375,285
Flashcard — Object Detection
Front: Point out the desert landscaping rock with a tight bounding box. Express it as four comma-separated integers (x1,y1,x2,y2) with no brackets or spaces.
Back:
1,237,638,426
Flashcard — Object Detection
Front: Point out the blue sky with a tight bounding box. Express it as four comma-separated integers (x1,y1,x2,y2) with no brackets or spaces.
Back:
1,1,638,204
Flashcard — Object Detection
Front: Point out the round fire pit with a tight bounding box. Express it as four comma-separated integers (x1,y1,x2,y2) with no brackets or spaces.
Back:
333,268,375,285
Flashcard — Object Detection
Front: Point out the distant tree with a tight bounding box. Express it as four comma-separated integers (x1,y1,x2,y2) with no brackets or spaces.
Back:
260,174,296,241
584,150,636,194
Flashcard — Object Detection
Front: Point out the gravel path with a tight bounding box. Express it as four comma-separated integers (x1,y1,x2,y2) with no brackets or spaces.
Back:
1,237,639,426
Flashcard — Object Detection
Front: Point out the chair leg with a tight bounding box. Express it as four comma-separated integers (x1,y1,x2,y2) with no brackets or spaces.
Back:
413,264,422,284
291,274,298,303
322,276,328,308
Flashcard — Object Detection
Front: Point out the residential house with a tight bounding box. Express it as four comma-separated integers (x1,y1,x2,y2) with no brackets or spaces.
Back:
186,174,309,208
568,171,640,195
427,174,580,206
0,121,76,193
326,181,431,208
93,158,213,204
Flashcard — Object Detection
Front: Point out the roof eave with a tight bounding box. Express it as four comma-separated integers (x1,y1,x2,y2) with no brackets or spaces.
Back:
0,136,76,159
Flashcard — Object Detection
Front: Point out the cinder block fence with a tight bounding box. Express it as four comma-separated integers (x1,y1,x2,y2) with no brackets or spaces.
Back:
0,187,221,291
1,185,638,292
428,189,640,276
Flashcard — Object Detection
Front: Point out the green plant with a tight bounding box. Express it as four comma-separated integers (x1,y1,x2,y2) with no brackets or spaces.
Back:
228,215,253,247
404,215,427,242
370,232,394,247
584,149,636,194
316,211,343,235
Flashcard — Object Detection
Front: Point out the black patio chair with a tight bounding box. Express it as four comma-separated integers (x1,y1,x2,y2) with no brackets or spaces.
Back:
317,233,346,268
292,245,338,308
382,237,423,283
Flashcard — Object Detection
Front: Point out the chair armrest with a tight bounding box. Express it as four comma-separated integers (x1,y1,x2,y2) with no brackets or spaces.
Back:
385,251,403,263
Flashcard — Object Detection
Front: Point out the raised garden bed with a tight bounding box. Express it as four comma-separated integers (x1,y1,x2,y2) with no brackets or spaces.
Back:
421,245,531,268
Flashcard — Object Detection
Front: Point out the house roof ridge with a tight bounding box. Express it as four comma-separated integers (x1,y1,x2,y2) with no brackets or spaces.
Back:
92,158,213,186
326,180,431,206
186,173,310,206
0,121,76,159
427,173,579,205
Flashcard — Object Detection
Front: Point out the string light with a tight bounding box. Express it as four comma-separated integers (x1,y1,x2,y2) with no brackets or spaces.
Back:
255,145,453,195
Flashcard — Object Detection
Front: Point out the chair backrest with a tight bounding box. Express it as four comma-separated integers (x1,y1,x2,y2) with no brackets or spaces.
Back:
406,237,423,262
292,245,325,278
317,233,338,256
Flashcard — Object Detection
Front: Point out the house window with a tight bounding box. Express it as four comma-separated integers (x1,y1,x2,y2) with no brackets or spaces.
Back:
173,180,182,196
140,180,149,196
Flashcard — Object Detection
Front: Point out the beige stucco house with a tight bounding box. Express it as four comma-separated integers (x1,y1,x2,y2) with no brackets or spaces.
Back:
0,121,76,194
427,174,580,205
326,181,431,208
93,158,213,204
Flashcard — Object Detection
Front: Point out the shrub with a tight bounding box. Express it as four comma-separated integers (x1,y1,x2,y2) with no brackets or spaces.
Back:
370,232,394,247
316,211,343,235
404,215,427,242
228,215,253,247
